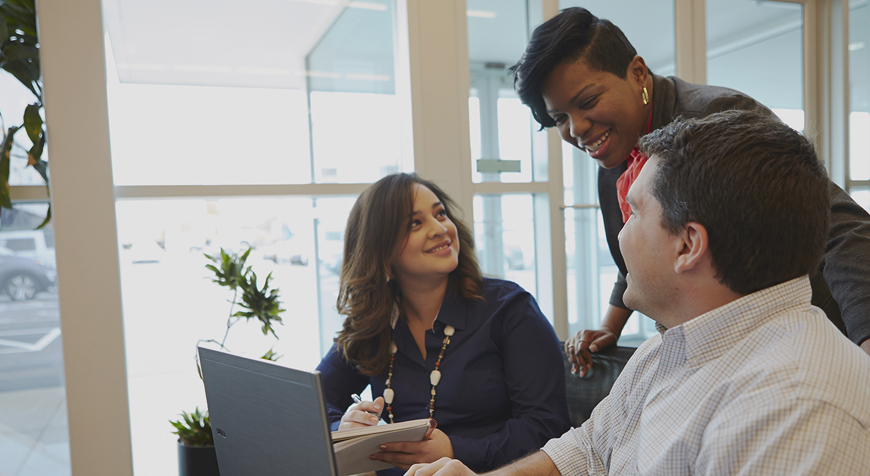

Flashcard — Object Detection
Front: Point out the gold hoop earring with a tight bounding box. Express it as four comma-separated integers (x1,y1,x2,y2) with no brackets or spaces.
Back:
642,87,649,106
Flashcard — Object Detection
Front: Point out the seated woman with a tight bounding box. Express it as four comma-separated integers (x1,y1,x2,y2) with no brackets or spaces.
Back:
316,173,570,475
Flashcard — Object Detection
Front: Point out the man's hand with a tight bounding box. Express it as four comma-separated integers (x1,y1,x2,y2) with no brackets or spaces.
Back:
371,428,454,471
404,457,476,476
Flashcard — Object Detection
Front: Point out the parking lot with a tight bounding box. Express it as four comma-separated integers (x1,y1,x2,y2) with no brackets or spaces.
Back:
0,292,64,393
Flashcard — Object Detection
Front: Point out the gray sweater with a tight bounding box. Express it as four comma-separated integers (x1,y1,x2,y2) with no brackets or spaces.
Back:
599,74,870,346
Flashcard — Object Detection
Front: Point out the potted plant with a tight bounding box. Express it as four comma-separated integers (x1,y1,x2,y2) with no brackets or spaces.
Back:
170,247,285,476
170,407,220,476
1,0,51,228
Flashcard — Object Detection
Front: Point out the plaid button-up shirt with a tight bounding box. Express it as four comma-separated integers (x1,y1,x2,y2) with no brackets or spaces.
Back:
543,276,870,475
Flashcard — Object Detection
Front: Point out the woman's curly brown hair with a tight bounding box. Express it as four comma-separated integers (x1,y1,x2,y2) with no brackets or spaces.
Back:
334,173,482,376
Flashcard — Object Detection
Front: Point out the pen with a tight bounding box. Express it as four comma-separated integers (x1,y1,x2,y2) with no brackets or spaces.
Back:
351,393,386,423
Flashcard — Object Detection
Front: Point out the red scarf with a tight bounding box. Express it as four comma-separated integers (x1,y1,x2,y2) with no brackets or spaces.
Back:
615,108,654,223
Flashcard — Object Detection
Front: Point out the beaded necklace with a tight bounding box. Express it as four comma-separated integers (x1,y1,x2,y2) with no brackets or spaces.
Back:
382,324,455,423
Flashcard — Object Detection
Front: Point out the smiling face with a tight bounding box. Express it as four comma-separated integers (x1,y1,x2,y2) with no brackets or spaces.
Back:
391,183,460,286
541,56,651,169
618,157,678,316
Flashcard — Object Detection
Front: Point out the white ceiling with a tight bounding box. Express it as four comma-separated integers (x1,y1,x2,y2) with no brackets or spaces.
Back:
103,0,353,89
102,0,868,111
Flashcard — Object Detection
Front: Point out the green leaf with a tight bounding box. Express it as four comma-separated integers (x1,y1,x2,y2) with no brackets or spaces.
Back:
234,270,285,338
0,14,8,40
35,203,51,229
23,103,42,144
2,42,39,64
169,407,213,446
204,247,250,290
261,347,282,362
1,126,18,210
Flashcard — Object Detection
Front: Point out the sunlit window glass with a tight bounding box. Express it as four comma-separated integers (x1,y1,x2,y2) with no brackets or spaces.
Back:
850,2,870,181
116,196,355,475
0,204,68,475
473,194,537,297
707,0,804,130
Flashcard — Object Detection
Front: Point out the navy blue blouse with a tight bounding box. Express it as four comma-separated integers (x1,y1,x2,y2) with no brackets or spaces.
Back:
316,278,570,473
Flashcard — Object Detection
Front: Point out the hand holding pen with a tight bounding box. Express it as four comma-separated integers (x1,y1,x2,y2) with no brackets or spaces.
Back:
338,394,386,430
352,393,387,424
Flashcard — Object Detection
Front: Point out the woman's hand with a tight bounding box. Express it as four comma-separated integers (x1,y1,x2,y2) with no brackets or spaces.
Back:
565,328,618,377
371,428,454,471
338,396,385,430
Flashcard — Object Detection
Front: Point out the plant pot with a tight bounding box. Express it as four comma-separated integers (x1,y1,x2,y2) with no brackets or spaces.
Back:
178,442,220,476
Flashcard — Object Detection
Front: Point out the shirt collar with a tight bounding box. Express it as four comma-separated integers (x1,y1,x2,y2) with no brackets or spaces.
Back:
666,276,813,368
389,282,469,332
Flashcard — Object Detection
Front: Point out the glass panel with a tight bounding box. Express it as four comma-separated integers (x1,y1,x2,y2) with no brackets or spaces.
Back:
850,2,870,181
117,197,352,475
106,80,312,186
311,197,357,357
473,194,538,297
468,0,547,184
563,206,613,333
307,0,408,184
496,95,533,183
851,188,870,213
707,0,804,129
0,204,70,476
558,0,675,337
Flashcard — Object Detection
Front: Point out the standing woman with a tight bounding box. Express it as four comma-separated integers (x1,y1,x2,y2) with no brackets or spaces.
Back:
511,7,870,372
316,173,570,475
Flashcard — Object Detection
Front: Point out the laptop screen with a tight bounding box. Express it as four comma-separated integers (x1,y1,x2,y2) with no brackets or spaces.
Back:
198,347,338,476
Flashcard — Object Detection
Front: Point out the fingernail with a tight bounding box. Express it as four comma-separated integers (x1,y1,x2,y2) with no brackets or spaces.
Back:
379,445,387,450
373,404,380,410
371,416,379,423
369,455,378,460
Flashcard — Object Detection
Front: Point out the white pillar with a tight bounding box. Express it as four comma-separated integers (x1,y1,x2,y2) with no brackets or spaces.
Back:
36,0,133,474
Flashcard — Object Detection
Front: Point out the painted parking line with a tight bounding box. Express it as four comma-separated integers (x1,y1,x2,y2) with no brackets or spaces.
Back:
0,328,62,354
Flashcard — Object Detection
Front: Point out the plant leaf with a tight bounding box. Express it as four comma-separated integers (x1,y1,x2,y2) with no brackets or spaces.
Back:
0,126,19,210
23,103,42,144
35,203,51,229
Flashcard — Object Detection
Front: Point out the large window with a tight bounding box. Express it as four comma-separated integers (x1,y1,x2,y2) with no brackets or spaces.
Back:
0,39,68,476
707,0,805,131
21,1,870,474
467,0,551,320
101,1,404,474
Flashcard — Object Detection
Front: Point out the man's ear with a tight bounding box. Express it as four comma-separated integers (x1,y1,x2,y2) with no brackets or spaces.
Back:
674,222,708,274
627,55,649,87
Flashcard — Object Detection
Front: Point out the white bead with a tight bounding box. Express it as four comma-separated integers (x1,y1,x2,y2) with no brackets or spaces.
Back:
390,342,398,354
383,388,394,404
430,369,441,386
444,325,455,336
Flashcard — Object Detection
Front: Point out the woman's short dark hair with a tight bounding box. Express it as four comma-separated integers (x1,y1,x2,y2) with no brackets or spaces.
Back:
511,7,638,128
334,173,482,375
639,110,831,295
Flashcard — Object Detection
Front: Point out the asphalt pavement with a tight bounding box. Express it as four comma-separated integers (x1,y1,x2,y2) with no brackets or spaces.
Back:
0,292,64,393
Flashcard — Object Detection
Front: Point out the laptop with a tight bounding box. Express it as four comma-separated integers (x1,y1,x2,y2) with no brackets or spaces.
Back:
198,347,339,475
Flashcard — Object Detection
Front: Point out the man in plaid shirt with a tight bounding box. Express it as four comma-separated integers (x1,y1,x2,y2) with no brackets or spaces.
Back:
405,111,870,476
